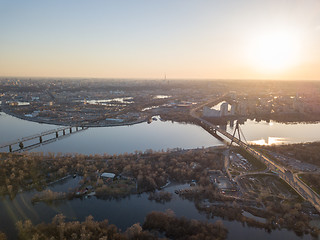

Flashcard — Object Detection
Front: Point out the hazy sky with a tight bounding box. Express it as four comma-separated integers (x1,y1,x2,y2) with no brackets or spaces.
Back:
1,0,320,80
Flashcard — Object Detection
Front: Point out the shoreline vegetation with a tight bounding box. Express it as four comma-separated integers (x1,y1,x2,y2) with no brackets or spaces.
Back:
1,106,150,128
2,103,320,129
0,143,320,239
15,211,228,240
0,147,225,200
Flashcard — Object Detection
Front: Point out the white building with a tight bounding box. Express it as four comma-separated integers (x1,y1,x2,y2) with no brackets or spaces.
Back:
101,173,115,179
220,102,229,117
203,102,235,117
230,104,236,115
203,106,220,117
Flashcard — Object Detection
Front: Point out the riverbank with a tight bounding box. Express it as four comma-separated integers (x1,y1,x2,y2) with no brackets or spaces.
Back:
1,147,320,238
2,105,150,127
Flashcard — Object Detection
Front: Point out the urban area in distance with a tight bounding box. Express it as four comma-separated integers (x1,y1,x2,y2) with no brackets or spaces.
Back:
1,0,320,239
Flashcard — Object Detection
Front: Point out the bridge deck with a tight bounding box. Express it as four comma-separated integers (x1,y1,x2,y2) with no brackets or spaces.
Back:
0,126,80,149
193,106,320,213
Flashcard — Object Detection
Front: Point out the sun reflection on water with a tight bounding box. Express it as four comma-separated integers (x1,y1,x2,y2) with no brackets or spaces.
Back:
250,137,287,145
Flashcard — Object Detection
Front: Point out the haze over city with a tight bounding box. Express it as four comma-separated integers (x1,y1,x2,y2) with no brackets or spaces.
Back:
1,1,320,240
1,0,320,80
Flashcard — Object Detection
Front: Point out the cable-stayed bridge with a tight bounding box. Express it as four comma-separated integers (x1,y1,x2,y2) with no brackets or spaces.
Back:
190,99,320,213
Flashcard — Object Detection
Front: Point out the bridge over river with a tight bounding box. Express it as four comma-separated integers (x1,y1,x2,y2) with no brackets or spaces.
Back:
1,99,319,213
0,125,88,153
190,98,320,213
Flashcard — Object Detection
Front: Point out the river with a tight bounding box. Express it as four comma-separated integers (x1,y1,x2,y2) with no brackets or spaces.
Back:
0,177,309,240
0,111,319,239
0,112,319,155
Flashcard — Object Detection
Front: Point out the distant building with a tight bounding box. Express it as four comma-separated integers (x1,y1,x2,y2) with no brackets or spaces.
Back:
203,106,220,117
9,102,18,106
220,102,228,117
203,102,235,117
229,91,237,100
105,118,124,122
237,102,248,115
230,104,236,115
24,110,40,118
101,172,115,179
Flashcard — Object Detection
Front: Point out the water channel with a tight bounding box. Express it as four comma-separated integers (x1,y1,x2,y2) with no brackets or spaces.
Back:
1,112,320,155
0,111,319,239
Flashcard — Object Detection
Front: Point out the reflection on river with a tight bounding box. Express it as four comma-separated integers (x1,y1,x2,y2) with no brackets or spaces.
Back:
0,177,307,240
0,112,223,155
223,119,320,145
0,112,320,155
0,112,319,239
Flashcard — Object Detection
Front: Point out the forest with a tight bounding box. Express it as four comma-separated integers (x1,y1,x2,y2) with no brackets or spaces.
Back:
11,210,228,240
0,148,223,199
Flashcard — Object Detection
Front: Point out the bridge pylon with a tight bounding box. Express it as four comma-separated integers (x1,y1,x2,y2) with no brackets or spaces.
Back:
229,121,247,147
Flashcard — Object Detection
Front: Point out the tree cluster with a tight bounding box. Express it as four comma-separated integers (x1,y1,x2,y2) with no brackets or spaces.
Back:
0,148,223,199
0,152,107,199
16,214,156,240
106,149,223,192
261,142,320,167
143,210,228,240
15,211,229,240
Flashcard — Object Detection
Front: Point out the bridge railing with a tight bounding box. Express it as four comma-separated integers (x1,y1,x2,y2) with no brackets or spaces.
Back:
0,140,21,149
295,175,320,199
199,118,320,211
191,99,320,212
0,126,74,149
21,133,42,141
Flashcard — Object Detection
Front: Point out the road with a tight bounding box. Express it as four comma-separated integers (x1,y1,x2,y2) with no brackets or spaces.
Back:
189,97,320,213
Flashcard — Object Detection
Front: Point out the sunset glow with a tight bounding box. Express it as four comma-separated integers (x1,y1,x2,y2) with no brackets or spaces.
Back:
0,0,320,80
248,30,302,72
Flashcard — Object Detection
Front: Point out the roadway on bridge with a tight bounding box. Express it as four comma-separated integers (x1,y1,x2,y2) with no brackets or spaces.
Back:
190,97,320,213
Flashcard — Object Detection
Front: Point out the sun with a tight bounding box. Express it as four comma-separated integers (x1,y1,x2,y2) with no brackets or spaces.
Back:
247,30,301,72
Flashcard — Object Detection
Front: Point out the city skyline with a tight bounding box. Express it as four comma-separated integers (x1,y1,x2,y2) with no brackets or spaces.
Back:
1,0,320,80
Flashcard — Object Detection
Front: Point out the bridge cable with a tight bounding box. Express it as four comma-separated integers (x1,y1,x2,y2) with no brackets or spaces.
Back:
239,125,248,144
228,120,241,148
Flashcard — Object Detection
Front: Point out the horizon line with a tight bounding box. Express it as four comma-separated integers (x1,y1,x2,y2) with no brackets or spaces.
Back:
0,75,319,82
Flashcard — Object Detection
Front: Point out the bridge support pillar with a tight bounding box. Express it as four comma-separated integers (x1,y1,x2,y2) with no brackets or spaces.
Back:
19,142,24,149
70,128,72,133
9,145,12,152
56,132,58,138
39,136,42,143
